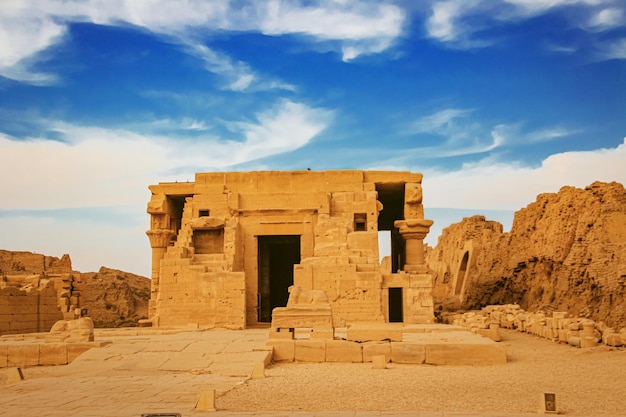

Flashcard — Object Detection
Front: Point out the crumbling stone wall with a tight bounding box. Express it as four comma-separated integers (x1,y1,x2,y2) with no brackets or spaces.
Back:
426,182,626,328
0,251,81,335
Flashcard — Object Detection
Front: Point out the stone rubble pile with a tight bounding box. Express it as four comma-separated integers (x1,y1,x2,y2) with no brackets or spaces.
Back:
448,304,625,348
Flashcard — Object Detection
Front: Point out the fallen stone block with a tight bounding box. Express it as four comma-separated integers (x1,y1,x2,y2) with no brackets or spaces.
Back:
0,367,23,385
372,354,387,369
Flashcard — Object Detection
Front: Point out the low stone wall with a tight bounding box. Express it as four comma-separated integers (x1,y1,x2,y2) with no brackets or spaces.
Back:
447,304,626,348
0,341,100,368
267,325,507,366
0,284,63,335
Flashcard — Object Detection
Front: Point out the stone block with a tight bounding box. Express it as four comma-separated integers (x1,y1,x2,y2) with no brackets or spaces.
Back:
0,367,24,385
195,389,216,412
325,340,362,363
0,344,6,367
67,343,93,363
267,340,295,362
390,342,425,364
8,344,39,367
424,343,507,365
310,328,334,340
269,328,294,340
476,325,501,342
39,343,68,366
294,340,326,362
362,342,391,362
603,332,623,347
580,336,599,348
372,354,387,369
347,322,402,342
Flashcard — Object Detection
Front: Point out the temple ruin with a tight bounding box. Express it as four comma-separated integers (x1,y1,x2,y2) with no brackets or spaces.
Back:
146,170,435,329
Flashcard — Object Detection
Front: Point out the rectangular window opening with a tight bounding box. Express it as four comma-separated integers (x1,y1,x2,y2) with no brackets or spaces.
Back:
354,213,367,231
199,209,210,217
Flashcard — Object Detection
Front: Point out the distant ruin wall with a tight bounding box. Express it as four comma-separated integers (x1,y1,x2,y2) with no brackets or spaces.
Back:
0,250,82,335
426,182,626,328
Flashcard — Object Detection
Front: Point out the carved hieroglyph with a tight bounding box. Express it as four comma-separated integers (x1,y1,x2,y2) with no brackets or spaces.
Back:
146,170,435,328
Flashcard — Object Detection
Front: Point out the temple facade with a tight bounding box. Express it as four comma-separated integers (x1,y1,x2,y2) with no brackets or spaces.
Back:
146,170,434,328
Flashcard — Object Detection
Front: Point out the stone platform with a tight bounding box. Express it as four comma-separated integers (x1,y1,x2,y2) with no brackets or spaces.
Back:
268,324,507,365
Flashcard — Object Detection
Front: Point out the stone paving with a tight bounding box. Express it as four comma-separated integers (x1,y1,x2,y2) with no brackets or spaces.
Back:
0,328,540,417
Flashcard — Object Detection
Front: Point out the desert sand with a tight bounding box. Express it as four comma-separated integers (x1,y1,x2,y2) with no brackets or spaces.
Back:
217,329,626,415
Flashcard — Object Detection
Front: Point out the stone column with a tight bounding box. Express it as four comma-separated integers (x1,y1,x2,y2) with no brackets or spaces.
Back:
146,229,175,318
393,219,433,273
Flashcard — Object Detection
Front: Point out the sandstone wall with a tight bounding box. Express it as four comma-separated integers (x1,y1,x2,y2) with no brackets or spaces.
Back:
1,250,151,333
426,181,626,328
0,250,75,335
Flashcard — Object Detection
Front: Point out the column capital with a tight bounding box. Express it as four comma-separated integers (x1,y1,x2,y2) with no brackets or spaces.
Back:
146,229,176,248
394,219,433,240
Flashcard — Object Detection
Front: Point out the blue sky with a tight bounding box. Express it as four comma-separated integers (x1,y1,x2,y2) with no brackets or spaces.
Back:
1,0,625,276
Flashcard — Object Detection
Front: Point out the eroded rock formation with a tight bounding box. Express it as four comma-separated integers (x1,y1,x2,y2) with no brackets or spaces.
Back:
427,181,626,328
81,267,150,327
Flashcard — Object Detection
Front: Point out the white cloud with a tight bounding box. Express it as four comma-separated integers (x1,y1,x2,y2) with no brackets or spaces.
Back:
598,37,626,60
586,7,624,31
0,11,66,84
425,0,626,56
422,137,626,209
491,123,581,145
0,0,406,85
406,108,474,134
0,100,332,209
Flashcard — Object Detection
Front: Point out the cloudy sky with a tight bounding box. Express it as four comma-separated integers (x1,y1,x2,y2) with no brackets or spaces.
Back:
1,0,625,277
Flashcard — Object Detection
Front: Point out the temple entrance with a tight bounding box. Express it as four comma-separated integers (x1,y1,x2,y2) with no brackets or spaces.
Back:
257,235,301,322
388,287,403,322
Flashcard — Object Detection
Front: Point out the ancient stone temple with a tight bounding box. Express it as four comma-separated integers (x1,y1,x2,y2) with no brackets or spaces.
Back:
146,170,434,329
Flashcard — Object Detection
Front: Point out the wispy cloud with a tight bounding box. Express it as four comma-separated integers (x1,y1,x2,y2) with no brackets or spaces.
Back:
0,99,333,209
424,0,626,58
491,123,581,145
399,108,496,158
0,0,406,85
387,109,580,165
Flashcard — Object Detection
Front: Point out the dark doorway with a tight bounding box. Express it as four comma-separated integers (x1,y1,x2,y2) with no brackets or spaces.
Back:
454,251,469,296
375,183,406,272
388,287,403,322
258,235,301,322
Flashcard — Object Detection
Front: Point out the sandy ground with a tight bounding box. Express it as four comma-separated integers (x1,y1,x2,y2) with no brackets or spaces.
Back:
217,329,626,415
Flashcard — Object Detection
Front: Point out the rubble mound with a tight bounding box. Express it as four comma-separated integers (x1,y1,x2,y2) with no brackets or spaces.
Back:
81,267,150,327
427,181,626,328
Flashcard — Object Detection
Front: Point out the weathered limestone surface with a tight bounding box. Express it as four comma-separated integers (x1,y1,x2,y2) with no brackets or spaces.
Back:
426,181,626,328
147,170,435,328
